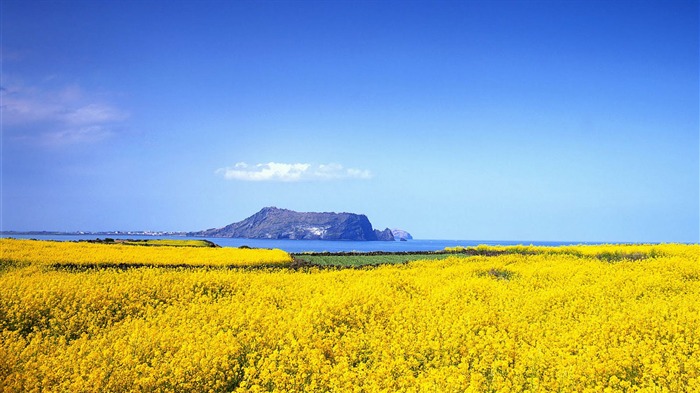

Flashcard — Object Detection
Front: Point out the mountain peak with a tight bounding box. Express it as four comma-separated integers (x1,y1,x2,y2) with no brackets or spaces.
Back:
258,206,284,213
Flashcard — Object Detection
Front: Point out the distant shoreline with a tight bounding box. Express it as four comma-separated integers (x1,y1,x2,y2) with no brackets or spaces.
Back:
0,230,188,237
0,231,677,246
1,233,674,254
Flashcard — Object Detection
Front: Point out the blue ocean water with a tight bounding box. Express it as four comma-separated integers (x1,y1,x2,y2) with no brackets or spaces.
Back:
1,234,603,253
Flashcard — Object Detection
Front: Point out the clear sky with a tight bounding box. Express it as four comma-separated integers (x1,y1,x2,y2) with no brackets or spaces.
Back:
2,0,698,242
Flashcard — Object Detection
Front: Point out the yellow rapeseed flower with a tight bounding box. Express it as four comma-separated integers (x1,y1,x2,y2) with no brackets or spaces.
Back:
0,241,698,391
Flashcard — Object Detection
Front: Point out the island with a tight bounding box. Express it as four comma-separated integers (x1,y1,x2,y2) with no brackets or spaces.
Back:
188,207,398,241
391,228,413,241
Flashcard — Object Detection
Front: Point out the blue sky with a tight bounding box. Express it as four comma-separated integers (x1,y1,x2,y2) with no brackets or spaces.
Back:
2,0,698,242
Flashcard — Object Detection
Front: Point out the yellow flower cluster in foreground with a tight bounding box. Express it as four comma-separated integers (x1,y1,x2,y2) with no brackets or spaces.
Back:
0,242,698,392
0,239,292,267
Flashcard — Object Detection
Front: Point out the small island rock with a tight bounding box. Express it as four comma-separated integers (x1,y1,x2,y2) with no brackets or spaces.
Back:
391,229,413,240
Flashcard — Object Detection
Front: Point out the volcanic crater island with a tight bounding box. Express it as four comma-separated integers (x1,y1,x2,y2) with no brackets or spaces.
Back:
188,207,411,241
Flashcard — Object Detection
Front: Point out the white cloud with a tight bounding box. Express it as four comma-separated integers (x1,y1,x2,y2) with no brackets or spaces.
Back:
1,80,128,146
217,162,373,182
64,103,126,126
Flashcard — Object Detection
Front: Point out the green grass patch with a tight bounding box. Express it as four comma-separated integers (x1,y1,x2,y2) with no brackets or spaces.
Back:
124,239,219,247
478,268,518,280
89,239,219,248
595,251,648,262
293,252,455,267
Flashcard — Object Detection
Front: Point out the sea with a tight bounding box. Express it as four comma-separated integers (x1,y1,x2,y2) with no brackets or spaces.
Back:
1,234,606,253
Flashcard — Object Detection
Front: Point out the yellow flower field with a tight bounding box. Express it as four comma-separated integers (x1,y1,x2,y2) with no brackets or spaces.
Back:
0,239,292,267
0,241,698,392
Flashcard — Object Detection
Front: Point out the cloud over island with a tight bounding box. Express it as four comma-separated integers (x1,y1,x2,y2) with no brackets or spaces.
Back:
216,162,372,182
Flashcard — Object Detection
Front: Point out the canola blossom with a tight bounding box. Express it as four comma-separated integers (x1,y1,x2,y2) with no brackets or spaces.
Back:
0,239,292,267
0,242,698,392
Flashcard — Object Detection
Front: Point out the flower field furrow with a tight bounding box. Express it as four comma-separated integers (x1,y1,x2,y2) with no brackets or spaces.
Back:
0,242,698,392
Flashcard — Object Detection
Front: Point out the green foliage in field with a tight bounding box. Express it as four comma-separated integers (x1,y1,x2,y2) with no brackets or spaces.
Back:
120,239,218,247
297,244,674,267
295,253,454,267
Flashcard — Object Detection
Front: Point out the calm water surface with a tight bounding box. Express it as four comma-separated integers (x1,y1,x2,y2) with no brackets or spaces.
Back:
2,234,603,253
